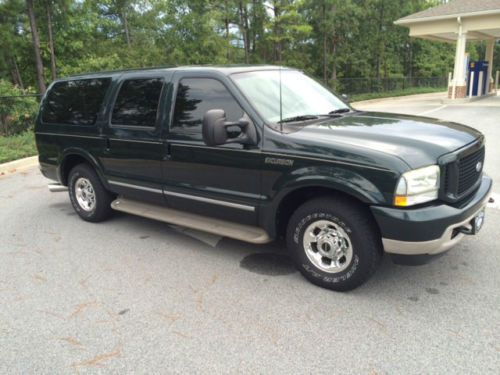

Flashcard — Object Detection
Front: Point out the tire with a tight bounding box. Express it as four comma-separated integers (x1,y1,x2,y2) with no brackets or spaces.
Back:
286,196,382,291
68,163,114,222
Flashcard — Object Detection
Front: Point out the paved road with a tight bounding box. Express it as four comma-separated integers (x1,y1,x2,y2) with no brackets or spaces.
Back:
1,95,499,374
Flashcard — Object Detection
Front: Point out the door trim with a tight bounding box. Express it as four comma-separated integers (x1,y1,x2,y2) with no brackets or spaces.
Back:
108,180,163,194
163,189,255,212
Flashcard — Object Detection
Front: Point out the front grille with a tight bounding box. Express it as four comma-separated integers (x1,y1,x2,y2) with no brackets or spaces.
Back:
457,147,484,195
442,143,485,201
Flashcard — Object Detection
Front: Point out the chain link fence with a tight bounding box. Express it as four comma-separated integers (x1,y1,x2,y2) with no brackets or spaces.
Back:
335,76,448,95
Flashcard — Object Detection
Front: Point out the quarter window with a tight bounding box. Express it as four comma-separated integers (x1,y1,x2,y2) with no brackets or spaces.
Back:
111,78,163,127
41,78,111,125
172,78,243,132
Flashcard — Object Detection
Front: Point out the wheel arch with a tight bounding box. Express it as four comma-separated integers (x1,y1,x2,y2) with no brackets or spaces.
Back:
59,149,107,188
262,181,383,240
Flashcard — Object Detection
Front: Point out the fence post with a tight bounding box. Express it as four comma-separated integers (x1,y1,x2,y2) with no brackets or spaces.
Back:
448,72,452,86
496,71,499,93
469,71,474,97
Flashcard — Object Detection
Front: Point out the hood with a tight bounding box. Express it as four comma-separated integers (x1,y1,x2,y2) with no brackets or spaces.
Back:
287,111,481,169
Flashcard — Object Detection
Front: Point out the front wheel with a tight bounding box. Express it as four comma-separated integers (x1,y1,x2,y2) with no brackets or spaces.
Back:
286,197,382,291
68,163,114,222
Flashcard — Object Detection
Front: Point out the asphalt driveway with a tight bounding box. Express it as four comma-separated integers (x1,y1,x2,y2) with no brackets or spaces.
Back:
1,93,499,374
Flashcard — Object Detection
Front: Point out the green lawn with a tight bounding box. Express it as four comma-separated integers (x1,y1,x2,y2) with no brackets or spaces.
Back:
0,131,37,164
350,87,447,102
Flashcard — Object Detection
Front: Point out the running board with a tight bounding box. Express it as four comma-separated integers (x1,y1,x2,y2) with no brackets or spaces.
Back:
110,197,272,244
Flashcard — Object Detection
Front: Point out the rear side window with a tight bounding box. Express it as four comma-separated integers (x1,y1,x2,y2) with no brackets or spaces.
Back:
41,78,111,125
172,78,243,132
111,78,163,127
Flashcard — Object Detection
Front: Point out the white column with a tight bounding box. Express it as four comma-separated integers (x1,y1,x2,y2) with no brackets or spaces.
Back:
485,39,495,93
469,71,474,97
478,71,484,96
452,29,467,87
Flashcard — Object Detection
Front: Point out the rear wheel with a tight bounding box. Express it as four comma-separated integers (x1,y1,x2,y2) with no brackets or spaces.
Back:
286,197,382,291
68,163,114,222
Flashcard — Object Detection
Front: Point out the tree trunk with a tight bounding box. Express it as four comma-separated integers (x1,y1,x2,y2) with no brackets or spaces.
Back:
26,0,46,95
375,3,385,81
46,1,57,80
224,0,230,61
273,2,282,63
243,3,250,63
322,1,327,84
12,56,24,89
331,39,337,83
238,1,249,64
121,11,132,48
251,0,258,54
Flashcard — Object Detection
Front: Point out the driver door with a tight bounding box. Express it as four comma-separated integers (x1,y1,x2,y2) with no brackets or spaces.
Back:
162,72,262,225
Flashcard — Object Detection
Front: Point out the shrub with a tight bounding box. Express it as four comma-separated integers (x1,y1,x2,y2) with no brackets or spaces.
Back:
0,80,39,136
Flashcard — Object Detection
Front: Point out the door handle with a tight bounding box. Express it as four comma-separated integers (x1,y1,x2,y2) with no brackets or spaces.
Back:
163,143,171,161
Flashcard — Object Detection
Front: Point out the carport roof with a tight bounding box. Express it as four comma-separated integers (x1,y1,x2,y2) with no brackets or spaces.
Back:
395,0,500,24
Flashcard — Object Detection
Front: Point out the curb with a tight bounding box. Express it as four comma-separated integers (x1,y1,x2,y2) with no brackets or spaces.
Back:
0,155,38,176
351,91,447,106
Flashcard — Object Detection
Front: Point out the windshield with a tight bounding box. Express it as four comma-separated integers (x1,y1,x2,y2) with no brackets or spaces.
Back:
231,70,349,123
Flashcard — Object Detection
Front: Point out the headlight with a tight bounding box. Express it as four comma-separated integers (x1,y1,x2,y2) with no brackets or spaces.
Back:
394,165,440,207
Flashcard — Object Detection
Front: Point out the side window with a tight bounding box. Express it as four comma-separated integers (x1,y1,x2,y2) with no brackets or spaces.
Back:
172,78,243,132
41,78,111,125
111,78,163,127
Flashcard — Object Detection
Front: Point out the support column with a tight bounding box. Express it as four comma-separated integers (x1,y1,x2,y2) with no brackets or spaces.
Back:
449,27,467,98
485,39,495,93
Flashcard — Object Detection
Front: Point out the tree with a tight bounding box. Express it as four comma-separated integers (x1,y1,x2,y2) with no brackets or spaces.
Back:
45,0,57,80
26,0,46,94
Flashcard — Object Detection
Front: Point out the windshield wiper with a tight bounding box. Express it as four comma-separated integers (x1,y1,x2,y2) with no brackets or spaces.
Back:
278,109,352,124
327,108,351,115
279,115,320,123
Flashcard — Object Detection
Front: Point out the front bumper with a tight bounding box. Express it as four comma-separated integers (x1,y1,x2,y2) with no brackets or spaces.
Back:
371,175,492,256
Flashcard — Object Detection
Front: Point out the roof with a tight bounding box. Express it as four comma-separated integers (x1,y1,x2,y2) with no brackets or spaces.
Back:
395,0,500,24
65,65,289,80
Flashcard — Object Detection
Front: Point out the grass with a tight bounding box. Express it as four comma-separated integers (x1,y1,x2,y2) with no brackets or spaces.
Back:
350,86,447,102
0,131,37,164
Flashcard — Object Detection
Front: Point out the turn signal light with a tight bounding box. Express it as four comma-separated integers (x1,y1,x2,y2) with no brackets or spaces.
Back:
394,196,408,207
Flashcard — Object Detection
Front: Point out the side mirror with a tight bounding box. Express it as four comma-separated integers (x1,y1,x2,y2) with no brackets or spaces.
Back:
341,93,349,102
202,109,257,147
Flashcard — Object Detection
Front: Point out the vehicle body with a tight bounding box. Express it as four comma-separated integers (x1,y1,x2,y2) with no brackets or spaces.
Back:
35,65,492,291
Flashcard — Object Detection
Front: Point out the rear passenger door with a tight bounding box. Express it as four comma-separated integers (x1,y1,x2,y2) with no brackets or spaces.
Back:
100,73,170,204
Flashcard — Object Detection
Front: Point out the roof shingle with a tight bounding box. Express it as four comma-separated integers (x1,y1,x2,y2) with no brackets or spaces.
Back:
396,0,500,23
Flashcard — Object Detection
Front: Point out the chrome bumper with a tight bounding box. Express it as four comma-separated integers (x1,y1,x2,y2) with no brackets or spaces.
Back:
382,200,489,256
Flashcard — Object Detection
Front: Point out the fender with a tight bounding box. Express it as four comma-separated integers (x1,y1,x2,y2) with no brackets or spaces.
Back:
259,165,395,238
58,147,110,189
273,165,388,204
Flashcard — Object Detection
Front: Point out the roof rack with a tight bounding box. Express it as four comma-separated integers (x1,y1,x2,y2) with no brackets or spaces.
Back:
67,65,178,78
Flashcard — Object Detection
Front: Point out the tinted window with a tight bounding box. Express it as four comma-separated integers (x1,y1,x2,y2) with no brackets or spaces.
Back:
42,78,111,125
111,78,163,127
172,78,243,131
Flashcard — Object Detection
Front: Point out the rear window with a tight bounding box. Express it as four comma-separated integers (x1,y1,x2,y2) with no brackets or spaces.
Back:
111,78,163,127
41,78,111,125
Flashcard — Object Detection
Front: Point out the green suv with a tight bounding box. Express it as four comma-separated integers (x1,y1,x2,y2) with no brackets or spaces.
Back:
35,66,492,291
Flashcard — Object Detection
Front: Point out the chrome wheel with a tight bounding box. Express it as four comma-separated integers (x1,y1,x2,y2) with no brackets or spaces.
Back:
74,177,96,212
303,220,353,273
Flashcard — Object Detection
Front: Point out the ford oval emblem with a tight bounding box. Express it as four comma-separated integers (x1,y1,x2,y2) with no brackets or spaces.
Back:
476,161,482,172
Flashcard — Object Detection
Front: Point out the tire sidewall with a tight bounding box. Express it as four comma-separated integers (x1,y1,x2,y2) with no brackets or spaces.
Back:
68,167,97,220
291,211,361,286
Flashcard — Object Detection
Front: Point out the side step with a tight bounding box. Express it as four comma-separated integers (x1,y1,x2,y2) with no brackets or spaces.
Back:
110,197,272,244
